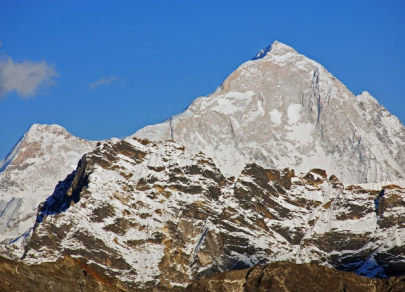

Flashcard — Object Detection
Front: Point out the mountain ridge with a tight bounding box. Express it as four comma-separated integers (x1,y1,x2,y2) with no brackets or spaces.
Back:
20,136,405,289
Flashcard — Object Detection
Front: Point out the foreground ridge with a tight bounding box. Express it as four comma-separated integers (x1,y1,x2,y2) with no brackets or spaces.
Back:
186,261,405,292
0,257,405,292
21,137,405,289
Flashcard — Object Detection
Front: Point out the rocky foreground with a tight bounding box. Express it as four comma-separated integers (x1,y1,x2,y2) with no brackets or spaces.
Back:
15,137,405,289
0,257,404,292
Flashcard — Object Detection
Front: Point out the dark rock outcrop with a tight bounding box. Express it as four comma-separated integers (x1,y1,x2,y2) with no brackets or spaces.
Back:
186,261,405,292
1,258,405,292
0,255,132,292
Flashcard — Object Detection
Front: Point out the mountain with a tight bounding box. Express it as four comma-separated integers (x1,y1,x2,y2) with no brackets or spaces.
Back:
21,137,405,290
133,41,405,185
2,41,405,291
0,124,96,259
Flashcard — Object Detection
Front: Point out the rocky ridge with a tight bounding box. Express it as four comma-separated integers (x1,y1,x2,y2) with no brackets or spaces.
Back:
21,137,405,289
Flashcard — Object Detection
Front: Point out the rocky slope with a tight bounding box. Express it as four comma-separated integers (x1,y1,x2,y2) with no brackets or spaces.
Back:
0,255,134,292
133,41,405,184
0,124,96,259
21,137,405,290
1,259,405,292
186,261,405,292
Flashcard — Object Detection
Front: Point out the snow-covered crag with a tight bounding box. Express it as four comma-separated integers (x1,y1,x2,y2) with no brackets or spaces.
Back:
0,124,95,258
23,137,405,289
134,41,405,184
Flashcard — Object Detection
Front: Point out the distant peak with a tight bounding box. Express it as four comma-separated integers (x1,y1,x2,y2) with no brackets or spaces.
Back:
1,124,76,171
27,123,67,133
271,40,296,51
251,41,297,61
24,124,71,142
0,125,61,171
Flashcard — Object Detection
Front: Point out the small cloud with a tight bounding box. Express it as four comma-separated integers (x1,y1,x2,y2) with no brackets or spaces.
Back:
0,56,58,98
0,41,2,47
89,75,119,89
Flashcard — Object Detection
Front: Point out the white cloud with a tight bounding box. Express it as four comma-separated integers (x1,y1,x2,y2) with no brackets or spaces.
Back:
0,41,2,47
0,57,58,98
89,75,119,89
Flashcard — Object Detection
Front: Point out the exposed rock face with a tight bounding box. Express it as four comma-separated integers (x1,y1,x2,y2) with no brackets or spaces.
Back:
186,261,405,292
21,138,405,289
0,255,135,292
0,124,96,259
2,259,405,292
133,41,405,184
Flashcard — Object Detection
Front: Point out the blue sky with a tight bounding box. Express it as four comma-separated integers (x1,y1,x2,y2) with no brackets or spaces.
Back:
1,1,404,159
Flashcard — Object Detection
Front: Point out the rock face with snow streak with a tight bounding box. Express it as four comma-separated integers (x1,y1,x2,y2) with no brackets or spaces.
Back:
0,124,95,259
23,137,405,289
133,41,405,184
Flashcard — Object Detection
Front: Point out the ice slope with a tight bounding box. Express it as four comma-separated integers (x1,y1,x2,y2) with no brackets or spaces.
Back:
23,138,405,289
0,124,96,258
133,41,405,184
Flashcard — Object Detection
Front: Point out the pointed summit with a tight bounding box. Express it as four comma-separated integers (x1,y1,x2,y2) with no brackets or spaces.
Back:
134,42,405,184
23,124,72,143
0,124,77,175
252,41,297,60
0,124,75,171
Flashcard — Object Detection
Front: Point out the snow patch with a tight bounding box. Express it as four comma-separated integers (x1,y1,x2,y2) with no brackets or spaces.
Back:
287,123,314,144
270,109,282,125
287,104,302,124
211,91,254,115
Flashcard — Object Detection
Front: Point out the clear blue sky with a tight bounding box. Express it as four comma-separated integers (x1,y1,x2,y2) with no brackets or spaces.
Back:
1,0,404,159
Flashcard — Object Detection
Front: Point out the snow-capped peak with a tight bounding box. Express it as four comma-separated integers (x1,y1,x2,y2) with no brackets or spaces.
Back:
0,123,96,259
23,124,72,143
0,124,74,173
252,40,297,61
134,41,405,184
0,124,77,175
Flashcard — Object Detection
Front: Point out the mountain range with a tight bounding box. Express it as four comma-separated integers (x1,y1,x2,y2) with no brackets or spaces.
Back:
1,41,405,291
